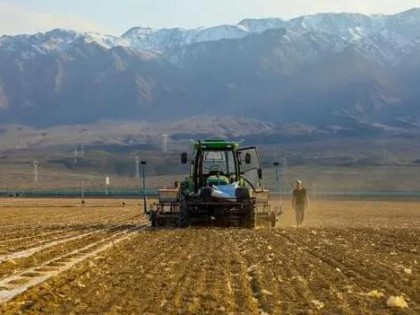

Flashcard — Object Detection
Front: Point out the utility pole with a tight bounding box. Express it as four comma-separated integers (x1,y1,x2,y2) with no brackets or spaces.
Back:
74,145,78,164
162,133,168,152
135,156,140,179
105,176,110,195
141,161,147,213
273,160,284,218
273,162,281,197
81,181,85,198
33,160,39,183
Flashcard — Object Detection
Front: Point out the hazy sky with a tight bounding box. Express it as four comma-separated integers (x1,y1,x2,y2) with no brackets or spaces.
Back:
1,0,420,36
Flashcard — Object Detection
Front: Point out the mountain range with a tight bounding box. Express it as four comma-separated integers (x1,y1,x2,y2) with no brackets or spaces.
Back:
1,9,420,139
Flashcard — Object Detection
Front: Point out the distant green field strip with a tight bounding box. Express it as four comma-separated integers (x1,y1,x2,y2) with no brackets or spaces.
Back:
0,189,158,198
1,189,420,198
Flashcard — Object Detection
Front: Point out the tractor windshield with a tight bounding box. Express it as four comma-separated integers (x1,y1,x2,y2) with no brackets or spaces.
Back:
202,150,236,176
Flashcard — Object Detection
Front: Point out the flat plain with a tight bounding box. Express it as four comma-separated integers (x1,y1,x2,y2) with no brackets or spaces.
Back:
0,198,418,314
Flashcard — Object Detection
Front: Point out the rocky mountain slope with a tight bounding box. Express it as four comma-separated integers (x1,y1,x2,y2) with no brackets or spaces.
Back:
0,9,420,137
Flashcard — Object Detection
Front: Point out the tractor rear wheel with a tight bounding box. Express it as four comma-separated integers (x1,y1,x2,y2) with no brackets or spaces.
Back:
246,204,256,228
239,201,255,228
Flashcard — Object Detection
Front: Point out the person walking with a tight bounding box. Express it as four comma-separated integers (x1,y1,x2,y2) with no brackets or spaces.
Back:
292,180,308,226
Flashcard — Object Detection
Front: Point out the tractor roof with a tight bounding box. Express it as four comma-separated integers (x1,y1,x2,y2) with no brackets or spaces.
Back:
194,139,239,150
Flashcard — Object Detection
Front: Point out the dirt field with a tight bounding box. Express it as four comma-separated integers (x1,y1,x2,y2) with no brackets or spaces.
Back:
0,198,419,314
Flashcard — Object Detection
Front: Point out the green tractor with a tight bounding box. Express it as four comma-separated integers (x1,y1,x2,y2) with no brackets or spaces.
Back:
149,139,275,228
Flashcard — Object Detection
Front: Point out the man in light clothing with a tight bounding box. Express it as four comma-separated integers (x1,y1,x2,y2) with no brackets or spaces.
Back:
292,180,309,226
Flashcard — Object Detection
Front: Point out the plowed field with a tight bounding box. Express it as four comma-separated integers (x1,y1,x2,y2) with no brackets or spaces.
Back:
0,198,419,314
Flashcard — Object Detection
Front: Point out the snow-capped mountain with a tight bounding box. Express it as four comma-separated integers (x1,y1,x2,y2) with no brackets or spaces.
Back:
122,18,286,51
1,9,420,131
1,9,420,65
0,18,286,57
0,29,129,54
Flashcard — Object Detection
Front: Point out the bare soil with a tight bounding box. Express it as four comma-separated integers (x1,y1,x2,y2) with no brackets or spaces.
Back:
0,198,419,314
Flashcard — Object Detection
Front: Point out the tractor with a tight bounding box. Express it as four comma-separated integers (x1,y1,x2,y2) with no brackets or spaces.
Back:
149,139,277,228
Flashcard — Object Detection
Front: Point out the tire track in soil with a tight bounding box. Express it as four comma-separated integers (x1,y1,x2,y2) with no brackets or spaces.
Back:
0,210,139,250
0,208,106,230
0,212,137,260
0,214,147,280
0,231,100,262
0,206,139,233
0,224,147,304
7,229,183,314
0,224,98,244
0,229,80,247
